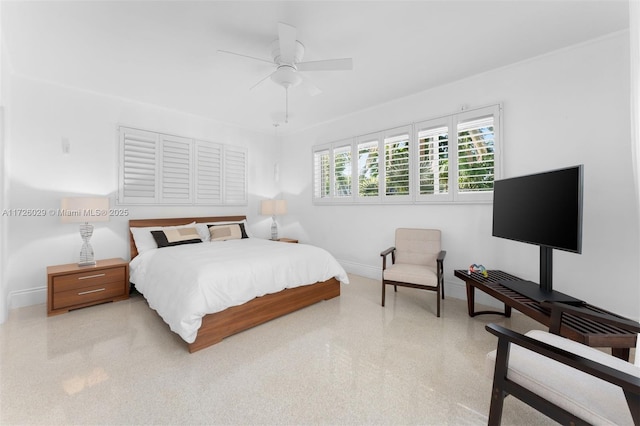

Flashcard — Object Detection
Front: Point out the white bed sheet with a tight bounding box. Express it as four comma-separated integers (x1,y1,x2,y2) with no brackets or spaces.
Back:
130,238,349,343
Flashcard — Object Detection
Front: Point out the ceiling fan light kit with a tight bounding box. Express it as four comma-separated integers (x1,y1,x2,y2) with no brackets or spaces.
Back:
271,65,302,89
219,22,353,124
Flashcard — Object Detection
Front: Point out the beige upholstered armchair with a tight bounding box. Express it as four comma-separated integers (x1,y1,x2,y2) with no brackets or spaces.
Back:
486,302,640,425
380,228,446,317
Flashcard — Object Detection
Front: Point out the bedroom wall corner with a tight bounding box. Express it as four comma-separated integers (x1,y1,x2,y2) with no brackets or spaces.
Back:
0,104,7,324
0,2,10,323
3,74,278,311
630,0,640,319
280,32,639,320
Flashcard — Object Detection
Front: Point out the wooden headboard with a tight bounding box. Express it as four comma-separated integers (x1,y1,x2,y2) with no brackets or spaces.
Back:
128,216,247,260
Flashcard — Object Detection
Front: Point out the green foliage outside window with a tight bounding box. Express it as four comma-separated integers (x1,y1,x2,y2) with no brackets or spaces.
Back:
385,141,410,196
457,125,495,192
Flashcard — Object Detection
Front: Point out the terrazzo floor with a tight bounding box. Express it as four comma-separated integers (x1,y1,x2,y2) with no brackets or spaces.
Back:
0,274,557,425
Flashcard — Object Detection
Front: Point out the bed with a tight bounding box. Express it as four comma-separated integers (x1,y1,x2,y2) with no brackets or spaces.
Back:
128,216,348,353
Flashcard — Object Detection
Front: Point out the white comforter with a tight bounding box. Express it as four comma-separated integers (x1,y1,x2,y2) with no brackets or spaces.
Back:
130,238,349,343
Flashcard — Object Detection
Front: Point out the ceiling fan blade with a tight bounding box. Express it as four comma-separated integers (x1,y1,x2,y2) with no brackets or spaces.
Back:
249,71,277,91
297,58,353,72
298,73,322,96
218,49,274,65
278,22,297,64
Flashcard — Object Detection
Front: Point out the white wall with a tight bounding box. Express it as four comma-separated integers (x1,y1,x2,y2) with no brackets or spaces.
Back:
631,0,640,319
280,32,640,320
0,2,7,323
3,75,278,311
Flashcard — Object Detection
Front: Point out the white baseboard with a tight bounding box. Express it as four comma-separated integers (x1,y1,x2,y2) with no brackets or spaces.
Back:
337,259,505,310
8,262,506,312
9,286,46,309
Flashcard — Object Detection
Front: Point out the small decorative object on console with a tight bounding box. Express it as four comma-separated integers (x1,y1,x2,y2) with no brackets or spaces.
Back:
468,264,488,277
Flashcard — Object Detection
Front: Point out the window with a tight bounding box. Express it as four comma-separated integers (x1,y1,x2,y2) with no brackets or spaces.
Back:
417,124,449,199
118,127,247,205
223,146,248,205
159,134,193,202
312,104,501,204
357,134,380,199
384,129,411,199
313,148,331,199
194,141,222,204
456,114,496,196
333,143,352,198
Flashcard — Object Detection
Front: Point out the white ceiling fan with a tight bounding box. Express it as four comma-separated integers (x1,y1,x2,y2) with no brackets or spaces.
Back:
218,22,353,123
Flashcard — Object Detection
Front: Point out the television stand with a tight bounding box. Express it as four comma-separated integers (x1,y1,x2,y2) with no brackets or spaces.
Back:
454,269,637,360
499,280,584,305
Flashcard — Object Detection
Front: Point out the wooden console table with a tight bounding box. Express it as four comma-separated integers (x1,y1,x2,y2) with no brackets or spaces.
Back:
454,269,637,360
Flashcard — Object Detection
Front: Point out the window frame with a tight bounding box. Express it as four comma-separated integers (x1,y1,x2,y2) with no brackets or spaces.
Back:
453,105,501,203
356,132,382,203
382,125,413,204
311,104,501,205
118,126,247,206
414,116,453,203
312,145,332,202
332,140,354,202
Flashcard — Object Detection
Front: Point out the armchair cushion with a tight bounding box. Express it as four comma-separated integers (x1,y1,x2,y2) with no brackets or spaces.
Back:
394,228,441,266
384,264,438,287
486,329,639,425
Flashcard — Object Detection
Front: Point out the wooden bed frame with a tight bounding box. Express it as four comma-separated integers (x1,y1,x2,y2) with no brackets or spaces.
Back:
129,216,341,353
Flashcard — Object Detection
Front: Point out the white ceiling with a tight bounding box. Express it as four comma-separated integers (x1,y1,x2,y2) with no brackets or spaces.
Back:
1,1,630,135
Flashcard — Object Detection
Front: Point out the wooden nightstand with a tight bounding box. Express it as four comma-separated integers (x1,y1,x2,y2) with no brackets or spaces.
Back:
277,238,298,243
47,258,129,316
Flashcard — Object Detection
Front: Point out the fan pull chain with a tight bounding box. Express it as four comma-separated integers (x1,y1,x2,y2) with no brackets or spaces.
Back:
285,86,289,124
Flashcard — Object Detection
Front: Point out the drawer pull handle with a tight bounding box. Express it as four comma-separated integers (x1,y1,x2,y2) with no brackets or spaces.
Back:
78,273,106,280
78,288,106,296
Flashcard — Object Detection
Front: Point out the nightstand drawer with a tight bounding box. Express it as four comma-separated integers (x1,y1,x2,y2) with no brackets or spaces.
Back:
52,280,126,310
52,267,126,293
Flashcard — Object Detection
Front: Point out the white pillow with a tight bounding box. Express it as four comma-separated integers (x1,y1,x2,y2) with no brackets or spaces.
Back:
195,219,251,241
131,222,197,254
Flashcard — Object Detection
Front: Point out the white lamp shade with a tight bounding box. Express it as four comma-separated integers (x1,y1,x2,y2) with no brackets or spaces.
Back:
261,199,287,216
60,197,110,223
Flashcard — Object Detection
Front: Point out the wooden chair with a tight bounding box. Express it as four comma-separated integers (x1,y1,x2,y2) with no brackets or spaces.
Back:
485,302,640,425
380,228,446,317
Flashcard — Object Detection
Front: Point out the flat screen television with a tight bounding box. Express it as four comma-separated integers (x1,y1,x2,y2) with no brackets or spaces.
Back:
492,165,584,304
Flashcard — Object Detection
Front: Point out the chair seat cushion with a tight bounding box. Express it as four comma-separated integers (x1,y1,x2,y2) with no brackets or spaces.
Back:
384,264,438,287
486,329,639,425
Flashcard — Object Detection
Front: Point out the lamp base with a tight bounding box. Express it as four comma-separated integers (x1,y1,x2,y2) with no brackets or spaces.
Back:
270,217,278,240
78,223,96,266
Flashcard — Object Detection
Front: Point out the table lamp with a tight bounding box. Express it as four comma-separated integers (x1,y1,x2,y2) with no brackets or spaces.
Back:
60,197,110,266
261,199,287,240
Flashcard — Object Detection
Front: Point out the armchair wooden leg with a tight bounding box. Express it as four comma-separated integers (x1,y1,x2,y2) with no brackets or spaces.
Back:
624,390,640,425
381,281,386,307
489,338,511,426
394,284,397,292
437,285,441,317
488,386,507,426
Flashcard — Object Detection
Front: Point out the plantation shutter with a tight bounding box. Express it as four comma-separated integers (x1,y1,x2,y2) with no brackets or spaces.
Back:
160,135,193,203
415,118,452,202
313,148,331,199
457,115,495,194
357,135,380,199
119,128,159,204
119,127,248,205
223,146,247,205
333,144,352,198
383,126,411,200
194,141,222,204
